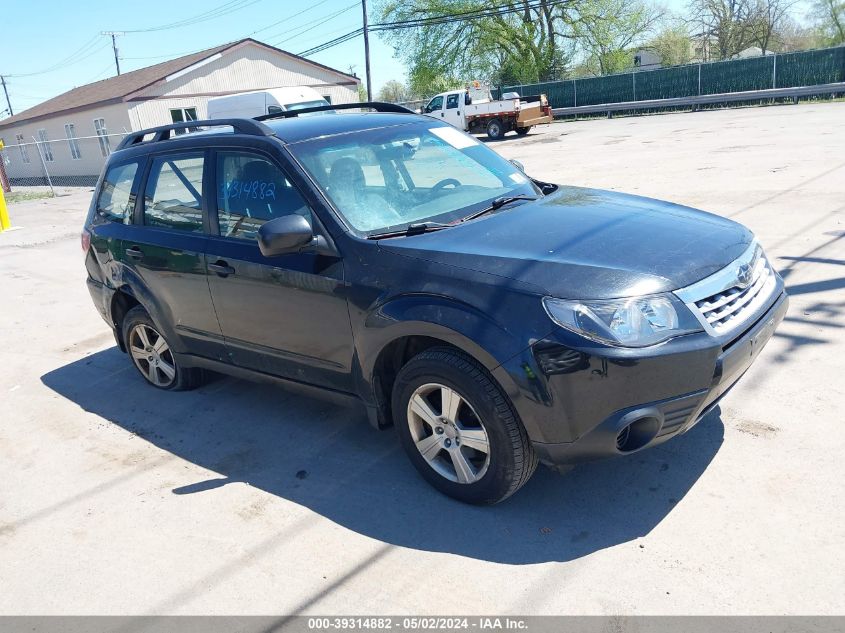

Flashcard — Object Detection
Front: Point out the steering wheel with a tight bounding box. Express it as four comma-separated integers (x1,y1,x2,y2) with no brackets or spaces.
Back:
431,178,461,193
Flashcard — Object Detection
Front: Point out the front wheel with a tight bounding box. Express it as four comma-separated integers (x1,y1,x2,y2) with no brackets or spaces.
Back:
392,347,538,504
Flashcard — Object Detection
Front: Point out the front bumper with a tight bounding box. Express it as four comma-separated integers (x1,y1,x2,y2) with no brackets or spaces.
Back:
529,290,788,465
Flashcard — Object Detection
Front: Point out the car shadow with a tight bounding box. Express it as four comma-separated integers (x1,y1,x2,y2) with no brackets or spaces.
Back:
41,347,724,565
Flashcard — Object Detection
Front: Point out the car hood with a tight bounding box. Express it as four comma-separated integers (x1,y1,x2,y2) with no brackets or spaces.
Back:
378,186,754,300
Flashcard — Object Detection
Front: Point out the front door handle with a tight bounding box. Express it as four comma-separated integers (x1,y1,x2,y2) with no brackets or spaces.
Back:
125,246,144,259
208,260,236,277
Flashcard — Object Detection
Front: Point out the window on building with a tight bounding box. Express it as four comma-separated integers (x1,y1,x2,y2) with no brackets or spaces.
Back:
97,162,139,224
143,153,205,233
94,118,111,157
215,151,310,241
15,134,30,164
37,129,54,162
64,123,82,160
169,108,198,135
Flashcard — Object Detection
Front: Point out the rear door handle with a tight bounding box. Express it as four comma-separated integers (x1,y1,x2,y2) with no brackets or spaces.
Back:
208,261,236,276
125,246,144,259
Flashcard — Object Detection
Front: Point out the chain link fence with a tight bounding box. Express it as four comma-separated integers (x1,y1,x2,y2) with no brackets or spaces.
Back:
494,45,845,109
0,132,127,195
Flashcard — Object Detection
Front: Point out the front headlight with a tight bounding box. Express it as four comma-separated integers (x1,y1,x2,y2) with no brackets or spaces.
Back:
543,293,702,348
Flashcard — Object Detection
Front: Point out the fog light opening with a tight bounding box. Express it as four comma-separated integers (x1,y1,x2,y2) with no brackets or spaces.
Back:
616,416,661,452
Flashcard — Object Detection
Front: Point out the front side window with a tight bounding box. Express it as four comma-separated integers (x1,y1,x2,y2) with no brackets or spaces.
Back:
446,94,459,109
143,154,204,233
216,152,310,241
425,96,443,113
65,123,81,159
94,118,111,157
97,162,139,223
169,107,198,135
15,134,30,164
37,129,54,162
290,121,538,234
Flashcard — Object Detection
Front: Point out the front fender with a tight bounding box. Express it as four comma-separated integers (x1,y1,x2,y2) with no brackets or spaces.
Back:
355,293,554,440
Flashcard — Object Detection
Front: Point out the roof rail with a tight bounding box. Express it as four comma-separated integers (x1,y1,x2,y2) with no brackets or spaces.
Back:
255,101,414,121
116,118,275,151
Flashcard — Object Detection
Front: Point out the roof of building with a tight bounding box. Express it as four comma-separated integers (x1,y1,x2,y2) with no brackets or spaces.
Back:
0,38,359,130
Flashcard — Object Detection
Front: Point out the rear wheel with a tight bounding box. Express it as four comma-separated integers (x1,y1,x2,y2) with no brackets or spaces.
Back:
122,306,204,391
392,347,538,504
516,126,531,136
486,118,505,140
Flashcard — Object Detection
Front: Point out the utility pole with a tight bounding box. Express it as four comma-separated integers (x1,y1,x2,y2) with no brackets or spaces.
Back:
0,76,12,116
361,0,372,101
101,31,124,76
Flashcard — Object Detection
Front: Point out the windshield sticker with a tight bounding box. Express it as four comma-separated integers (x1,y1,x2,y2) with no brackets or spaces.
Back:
509,172,528,183
430,126,477,149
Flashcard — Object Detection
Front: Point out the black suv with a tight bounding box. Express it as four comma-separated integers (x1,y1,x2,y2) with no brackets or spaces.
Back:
83,103,787,504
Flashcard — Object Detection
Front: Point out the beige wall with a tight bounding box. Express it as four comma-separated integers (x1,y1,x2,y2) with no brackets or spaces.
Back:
0,101,131,183
127,43,358,130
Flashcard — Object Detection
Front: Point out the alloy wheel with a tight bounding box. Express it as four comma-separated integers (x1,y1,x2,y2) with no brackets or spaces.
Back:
128,324,176,388
406,382,491,484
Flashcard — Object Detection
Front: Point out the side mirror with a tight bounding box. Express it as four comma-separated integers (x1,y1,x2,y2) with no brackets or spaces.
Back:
510,159,526,172
257,215,314,257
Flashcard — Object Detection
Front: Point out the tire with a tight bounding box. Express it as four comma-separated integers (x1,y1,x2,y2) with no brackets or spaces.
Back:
486,118,505,140
516,126,531,136
121,305,204,391
392,346,538,504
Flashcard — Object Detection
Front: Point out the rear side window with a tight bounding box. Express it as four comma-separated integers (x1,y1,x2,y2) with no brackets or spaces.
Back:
215,152,310,241
97,162,139,224
143,153,205,233
446,94,459,109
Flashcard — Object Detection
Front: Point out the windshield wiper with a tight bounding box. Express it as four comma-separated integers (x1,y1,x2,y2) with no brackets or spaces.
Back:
459,195,538,223
366,221,454,240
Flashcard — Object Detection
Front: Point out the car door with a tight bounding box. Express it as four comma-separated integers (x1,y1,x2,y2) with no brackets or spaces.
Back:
423,95,444,122
204,148,355,391
443,92,464,129
121,149,224,360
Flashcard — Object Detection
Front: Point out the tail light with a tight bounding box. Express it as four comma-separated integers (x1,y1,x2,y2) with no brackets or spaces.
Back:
81,228,91,254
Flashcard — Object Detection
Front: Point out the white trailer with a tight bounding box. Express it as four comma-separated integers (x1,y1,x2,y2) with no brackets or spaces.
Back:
421,87,553,140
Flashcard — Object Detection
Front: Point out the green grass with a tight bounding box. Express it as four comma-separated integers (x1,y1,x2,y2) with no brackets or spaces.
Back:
3,191,54,203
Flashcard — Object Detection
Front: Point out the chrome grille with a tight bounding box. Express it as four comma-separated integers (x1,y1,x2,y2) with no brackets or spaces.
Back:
675,242,778,339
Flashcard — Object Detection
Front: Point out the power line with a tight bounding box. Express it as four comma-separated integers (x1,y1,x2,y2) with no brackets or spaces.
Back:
298,1,569,57
268,2,360,47
3,35,105,78
119,0,263,33
249,0,334,37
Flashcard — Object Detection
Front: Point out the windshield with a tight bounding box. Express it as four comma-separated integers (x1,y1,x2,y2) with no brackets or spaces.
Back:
284,99,331,111
288,121,540,234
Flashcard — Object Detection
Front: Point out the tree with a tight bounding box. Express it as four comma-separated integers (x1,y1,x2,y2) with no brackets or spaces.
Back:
377,80,412,102
646,24,695,66
687,0,760,59
811,0,845,44
751,0,800,54
575,0,664,74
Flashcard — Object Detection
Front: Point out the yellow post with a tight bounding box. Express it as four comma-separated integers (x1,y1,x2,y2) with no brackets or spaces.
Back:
0,139,10,231
0,187,9,232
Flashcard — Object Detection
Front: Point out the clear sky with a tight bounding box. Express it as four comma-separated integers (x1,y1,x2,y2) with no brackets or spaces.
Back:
0,0,408,117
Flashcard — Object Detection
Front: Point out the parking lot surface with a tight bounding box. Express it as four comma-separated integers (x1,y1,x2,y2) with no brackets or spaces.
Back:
0,103,843,615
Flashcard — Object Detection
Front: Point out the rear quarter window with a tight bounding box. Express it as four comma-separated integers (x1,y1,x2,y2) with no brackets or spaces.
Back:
96,162,139,224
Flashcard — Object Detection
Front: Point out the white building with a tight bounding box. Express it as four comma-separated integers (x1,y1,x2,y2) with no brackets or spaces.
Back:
0,38,360,186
